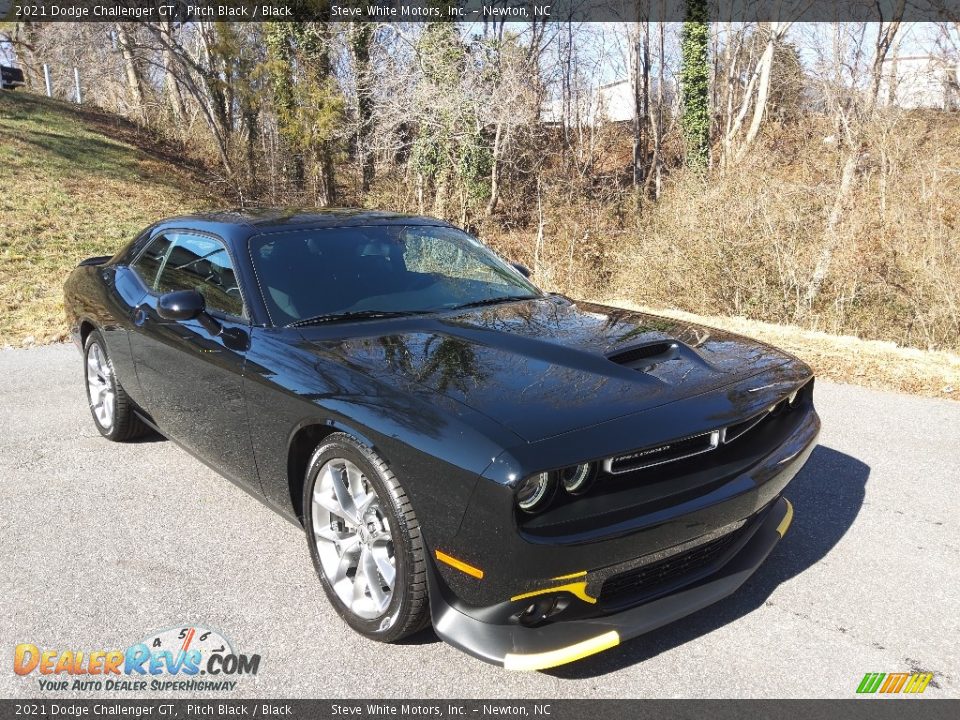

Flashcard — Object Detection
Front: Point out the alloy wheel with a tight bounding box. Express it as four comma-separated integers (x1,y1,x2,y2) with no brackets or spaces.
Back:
86,343,115,431
311,458,396,620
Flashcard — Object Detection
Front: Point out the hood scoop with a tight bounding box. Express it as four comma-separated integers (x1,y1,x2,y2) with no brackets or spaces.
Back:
607,341,680,370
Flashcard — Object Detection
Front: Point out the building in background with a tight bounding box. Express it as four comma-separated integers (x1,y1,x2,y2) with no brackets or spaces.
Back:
879,55,960,110
541,78,676,127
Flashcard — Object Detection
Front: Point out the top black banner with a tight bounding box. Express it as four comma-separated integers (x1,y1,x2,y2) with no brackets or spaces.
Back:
3,0,960,23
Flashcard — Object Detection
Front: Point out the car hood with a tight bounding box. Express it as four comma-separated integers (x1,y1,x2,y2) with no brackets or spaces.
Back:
299,296,797,442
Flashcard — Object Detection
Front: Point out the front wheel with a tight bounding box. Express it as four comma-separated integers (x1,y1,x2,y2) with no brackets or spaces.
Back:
303,433,430,642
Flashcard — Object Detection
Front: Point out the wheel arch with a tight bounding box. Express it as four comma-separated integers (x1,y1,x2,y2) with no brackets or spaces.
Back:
79,319,97,346
286,420,379,524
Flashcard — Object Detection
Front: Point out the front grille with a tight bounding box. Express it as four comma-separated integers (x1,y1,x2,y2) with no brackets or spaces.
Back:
600,380,812,477
604,430,719,474
599,527,745,603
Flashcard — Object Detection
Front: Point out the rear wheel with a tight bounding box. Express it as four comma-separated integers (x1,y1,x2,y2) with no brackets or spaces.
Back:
303,433,430,642
84,329,146,441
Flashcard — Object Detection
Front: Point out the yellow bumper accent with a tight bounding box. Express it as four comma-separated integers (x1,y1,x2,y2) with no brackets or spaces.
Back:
435,550,484,579
552,570,587,581
511,580,597,605
503,631,620,671
776,499,794,537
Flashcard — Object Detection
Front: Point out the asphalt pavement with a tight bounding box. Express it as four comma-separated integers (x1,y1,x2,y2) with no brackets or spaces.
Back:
1,343,957,698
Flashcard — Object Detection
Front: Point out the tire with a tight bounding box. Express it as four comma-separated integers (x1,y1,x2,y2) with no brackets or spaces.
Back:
83,329,147,442
303,432,430,642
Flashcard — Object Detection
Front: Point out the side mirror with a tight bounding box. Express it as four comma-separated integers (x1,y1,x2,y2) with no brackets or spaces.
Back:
158,290,205,321
155,289,249,348
511,262,532,278
157,289,224,338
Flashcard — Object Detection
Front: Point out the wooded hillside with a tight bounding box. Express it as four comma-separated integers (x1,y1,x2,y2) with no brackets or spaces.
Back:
3,18,959,350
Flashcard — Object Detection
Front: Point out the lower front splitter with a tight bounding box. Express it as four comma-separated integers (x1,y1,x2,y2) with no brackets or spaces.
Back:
426,495,795,670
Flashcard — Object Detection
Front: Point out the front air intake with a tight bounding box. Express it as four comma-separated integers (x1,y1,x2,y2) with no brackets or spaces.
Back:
599,524,747,604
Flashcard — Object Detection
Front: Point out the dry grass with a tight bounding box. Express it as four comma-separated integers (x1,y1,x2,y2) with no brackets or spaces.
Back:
608,114,960,352
602,299,960,400
0,92,223,346
479,114,960,356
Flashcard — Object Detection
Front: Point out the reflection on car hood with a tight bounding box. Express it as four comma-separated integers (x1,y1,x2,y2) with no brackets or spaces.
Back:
301,296,797,442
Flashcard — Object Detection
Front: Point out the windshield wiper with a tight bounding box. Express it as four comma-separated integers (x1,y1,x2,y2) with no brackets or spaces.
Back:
290,309,433,328
446,295,537,311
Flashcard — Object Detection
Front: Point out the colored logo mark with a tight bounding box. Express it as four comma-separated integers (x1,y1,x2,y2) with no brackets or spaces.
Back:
857,672,934,695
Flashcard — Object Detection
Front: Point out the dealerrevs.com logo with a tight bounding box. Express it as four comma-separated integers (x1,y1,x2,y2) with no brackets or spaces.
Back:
14,625,260,692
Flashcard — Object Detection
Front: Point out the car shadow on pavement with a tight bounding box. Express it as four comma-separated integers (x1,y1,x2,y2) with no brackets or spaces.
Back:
544,444,869,679
128,428,167,444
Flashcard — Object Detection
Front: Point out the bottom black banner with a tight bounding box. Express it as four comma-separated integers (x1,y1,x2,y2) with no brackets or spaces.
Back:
1,700,958,720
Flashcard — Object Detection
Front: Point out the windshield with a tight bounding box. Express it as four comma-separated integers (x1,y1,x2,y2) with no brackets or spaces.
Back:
249,224,541,326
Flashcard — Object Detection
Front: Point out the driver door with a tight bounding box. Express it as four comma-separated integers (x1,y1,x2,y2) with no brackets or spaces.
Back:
129,231,258,490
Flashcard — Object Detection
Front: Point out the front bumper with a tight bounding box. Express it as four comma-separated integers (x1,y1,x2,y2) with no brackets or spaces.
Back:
427,495,794,670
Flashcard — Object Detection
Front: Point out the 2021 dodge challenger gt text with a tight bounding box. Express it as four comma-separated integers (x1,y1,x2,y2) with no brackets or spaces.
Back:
64,209,820,671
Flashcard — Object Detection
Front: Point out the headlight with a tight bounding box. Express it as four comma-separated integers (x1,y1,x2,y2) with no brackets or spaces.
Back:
516,472,553,512
559,463,594,494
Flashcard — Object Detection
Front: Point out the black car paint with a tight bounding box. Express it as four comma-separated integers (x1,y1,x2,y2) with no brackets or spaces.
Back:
64,209,820,668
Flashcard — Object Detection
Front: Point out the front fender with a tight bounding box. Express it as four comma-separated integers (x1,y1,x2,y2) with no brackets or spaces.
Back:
243,326,520,546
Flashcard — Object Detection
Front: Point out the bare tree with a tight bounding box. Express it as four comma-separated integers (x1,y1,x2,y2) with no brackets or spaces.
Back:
115,24,146,121
143,22,234,174
628,18,651,187
719,21,794,166
799,9,905,314
158,20,186,126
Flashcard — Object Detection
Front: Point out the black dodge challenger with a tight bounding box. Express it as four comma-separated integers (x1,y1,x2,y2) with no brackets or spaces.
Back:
64,209,819,670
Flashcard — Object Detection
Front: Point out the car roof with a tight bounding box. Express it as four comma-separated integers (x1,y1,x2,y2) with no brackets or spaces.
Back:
153,208,454,243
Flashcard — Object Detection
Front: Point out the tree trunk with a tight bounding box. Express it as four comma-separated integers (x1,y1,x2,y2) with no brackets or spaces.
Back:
629,21,650,187
264,24,302,192
299,21,338,207
159,21,185,125
736,23,791,162
315,142,337,207
243,108,259,199
680,1,710,169
348,24,376,194
534,175,545,276
115,24,145,121
485,122,503,216
647,22,666,198
433,167,449,218
799,152,859,314
738,32,777,154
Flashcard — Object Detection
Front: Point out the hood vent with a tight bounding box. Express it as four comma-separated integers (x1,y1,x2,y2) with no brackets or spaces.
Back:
607,341,680,369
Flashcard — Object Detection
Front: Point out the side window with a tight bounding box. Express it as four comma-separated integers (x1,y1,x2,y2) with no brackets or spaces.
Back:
130,234,173,288
155,234,245,318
